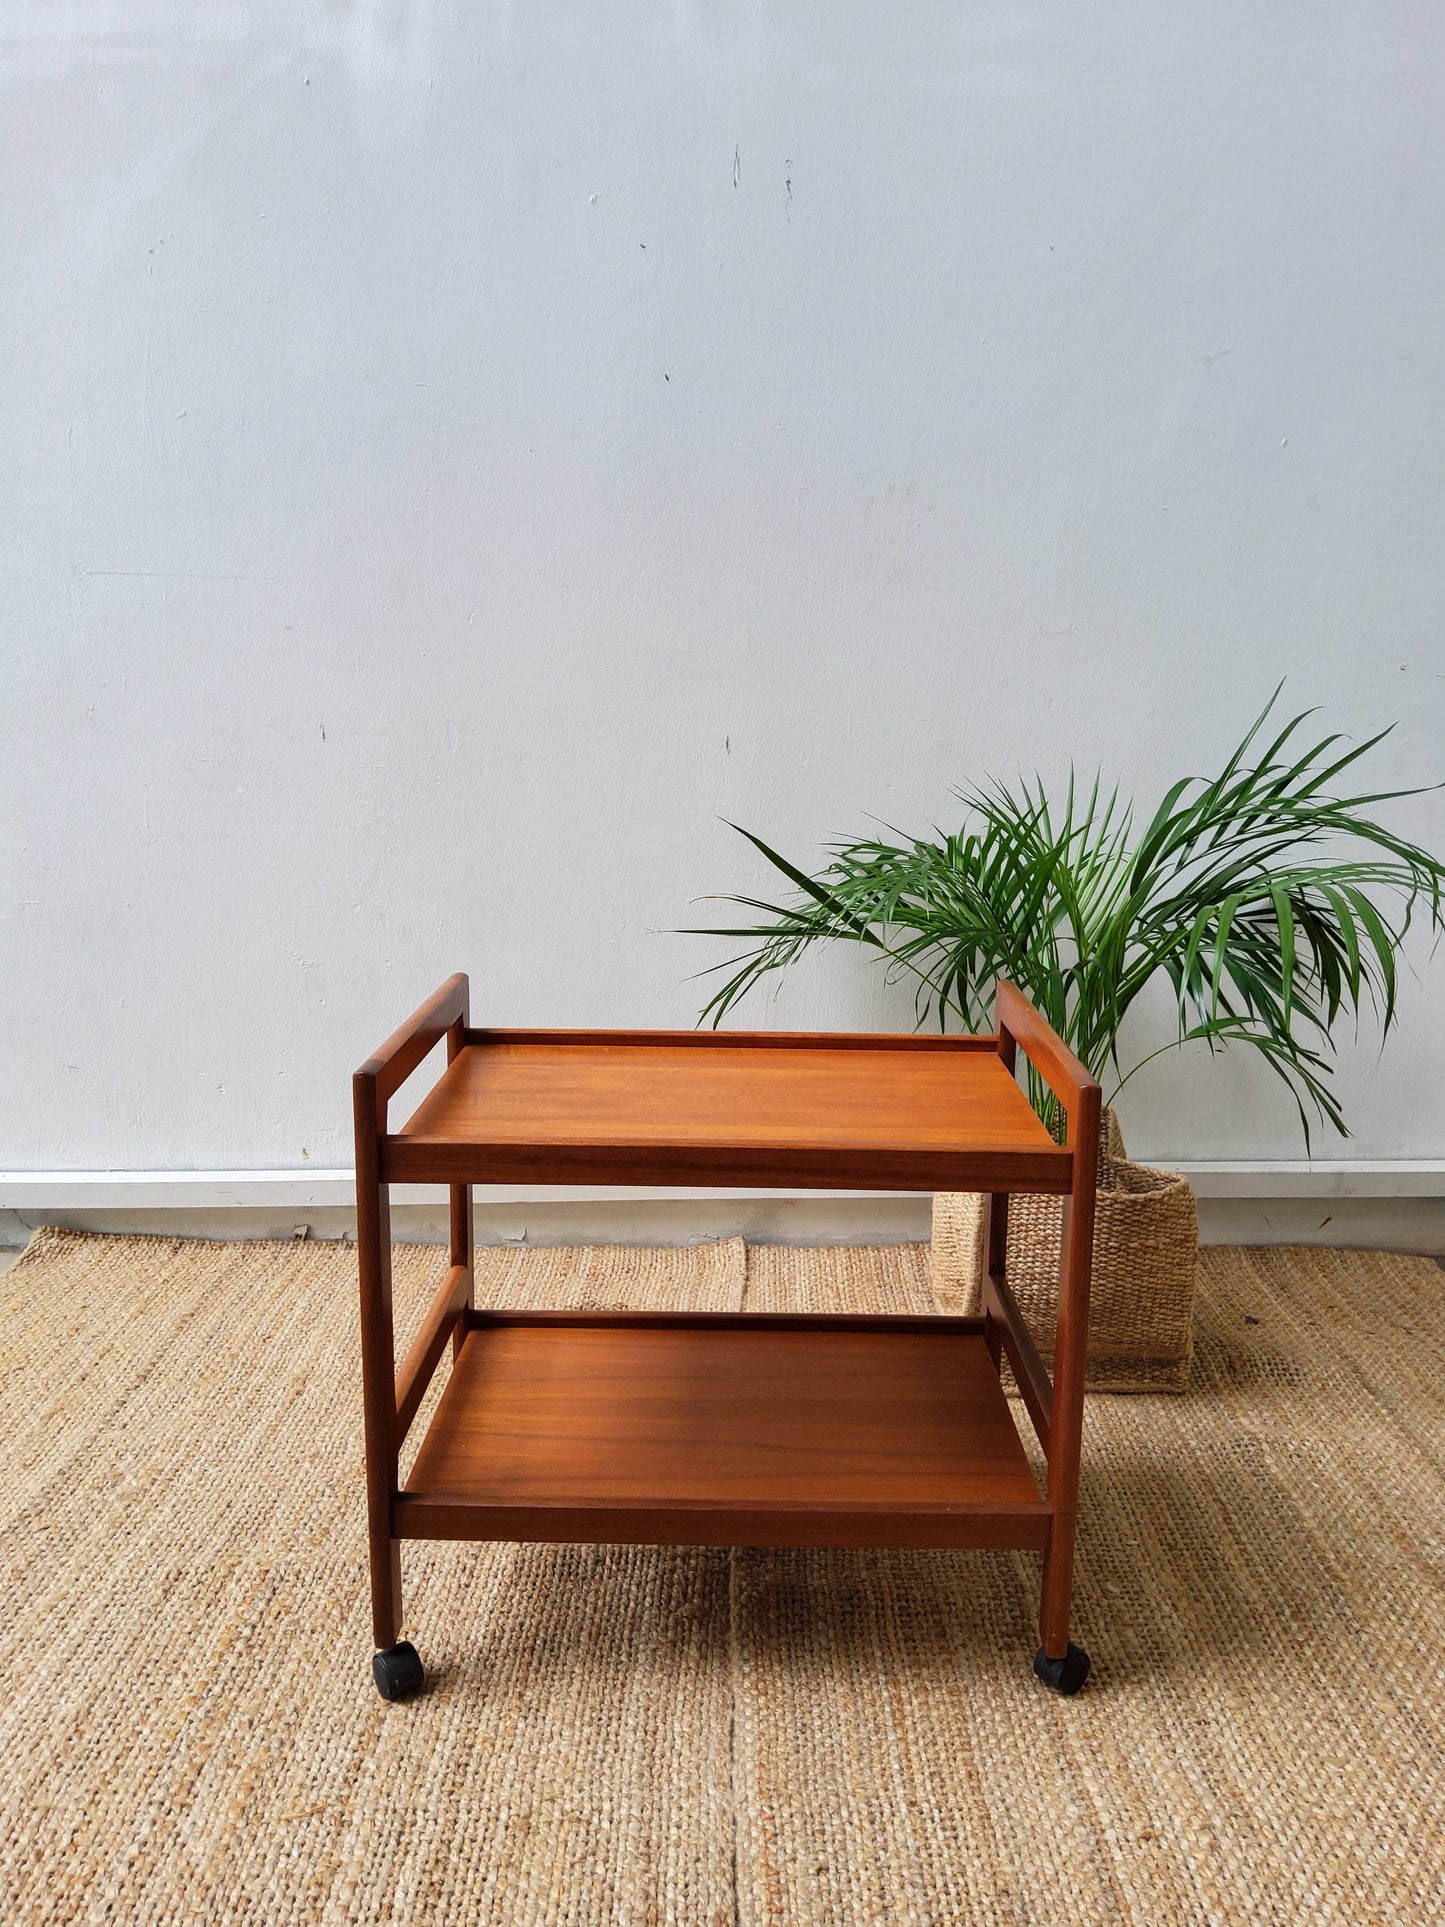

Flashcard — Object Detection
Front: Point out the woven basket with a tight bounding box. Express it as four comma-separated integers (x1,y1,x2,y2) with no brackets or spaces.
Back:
930,1110,1198,1392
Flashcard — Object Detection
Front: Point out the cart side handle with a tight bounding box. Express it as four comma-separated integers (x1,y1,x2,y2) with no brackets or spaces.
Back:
355,971,470,1112
992,980,1098,1129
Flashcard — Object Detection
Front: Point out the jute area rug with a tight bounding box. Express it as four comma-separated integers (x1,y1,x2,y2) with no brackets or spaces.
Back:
2,1229,1442,1926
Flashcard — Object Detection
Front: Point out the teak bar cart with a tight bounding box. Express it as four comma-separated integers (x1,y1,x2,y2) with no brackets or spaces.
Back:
354,974,1100,1702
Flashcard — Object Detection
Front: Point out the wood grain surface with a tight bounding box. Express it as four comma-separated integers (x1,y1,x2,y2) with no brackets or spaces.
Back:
385,1041,1072,1192
400,1320,1047,1548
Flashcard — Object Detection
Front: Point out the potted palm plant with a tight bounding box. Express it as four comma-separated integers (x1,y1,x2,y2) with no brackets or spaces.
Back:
688,692,1444,1389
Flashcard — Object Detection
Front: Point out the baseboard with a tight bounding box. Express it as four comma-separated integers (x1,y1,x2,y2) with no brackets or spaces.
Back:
3,1165,1444,1255
4,1160,1443,1210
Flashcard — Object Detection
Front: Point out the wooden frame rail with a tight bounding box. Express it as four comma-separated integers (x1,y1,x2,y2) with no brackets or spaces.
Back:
394,1263,472,1443
461,1026,999,1052
982,1265,1054,1455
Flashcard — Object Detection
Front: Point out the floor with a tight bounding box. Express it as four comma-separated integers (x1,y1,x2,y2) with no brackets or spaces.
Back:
3,1227,1441,1924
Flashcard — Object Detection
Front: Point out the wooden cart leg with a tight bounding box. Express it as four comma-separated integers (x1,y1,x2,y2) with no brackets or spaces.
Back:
1039,1515,1078,1659
354,1071,424,1699
450,1180,474,1360
984,1023,1017,1379
981,1191,1008,1371
447,1007,474,1359
1035,1176,1096,1696
357,1171,425,1701
1039,1201,1081,1658
356,1159,403,1649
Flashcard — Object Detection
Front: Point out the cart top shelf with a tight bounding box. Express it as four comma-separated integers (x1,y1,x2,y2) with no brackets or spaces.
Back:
382,1033,1074,1192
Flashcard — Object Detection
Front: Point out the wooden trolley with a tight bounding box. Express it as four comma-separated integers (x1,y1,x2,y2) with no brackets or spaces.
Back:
354,975,1099,1700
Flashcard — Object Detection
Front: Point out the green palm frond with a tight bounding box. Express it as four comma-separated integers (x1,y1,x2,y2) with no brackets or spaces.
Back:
682,690,1444,1146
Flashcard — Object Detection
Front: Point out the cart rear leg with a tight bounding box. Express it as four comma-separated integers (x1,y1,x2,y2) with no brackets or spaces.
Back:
369,1532,402,1649
369,1532,424,1697
1032,1161,1096,1697
367,1180,474,1701
356,1103,427,1699
1035,1515,1090,1693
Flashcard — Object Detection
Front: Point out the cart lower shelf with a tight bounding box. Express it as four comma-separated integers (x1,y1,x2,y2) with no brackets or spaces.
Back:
395,1311,1052,1551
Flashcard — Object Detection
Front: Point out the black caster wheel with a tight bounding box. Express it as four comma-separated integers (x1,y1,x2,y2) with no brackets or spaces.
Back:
1033,1643,1091,1696
372,1640,425,1701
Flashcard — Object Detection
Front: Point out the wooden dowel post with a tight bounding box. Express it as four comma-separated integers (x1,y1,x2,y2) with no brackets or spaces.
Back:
448,1010,474,1358
982,1020,1018,1372
354,1068,402,1651
981,1191,1006,1371
1039,1079,1100,1660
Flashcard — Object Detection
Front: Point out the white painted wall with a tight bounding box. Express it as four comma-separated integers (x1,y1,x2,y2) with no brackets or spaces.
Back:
4,4,1444,1198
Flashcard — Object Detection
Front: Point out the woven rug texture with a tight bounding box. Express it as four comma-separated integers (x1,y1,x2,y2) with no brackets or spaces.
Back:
1,1227,1442,1925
